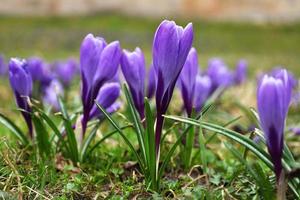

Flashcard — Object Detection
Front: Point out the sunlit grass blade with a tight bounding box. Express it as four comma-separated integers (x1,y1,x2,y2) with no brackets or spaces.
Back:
123,84,146,166
0,113,29,145
144,98,157,190
95,101,145,174
198,124,207,174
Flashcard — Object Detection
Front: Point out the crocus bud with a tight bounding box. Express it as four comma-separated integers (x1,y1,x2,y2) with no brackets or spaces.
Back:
80,34,121,136
194,75,212,113
257,69,292,181
146,64,157,99
271,66,297,90
54,58,78,87
9,58,33,137
121,47,146,119
234,59,248,84
153,20,193,154
178,47,199,116
207,58,233,94
89,82,121,120
43,79,64,111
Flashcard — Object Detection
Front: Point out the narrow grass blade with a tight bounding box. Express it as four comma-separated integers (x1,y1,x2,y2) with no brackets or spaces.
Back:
198,125,207,174
0,113,29,145
123,84,146,165
144,98,157,190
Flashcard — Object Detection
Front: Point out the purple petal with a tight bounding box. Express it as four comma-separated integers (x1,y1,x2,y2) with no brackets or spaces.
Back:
9,58,32,96
93,41,121,86
80,34,106,91
89,82,121,119
146,64,157,99
194,75,212,112
121,47,145,117
43,80,64,110
179,47,199,116
234,59,248,84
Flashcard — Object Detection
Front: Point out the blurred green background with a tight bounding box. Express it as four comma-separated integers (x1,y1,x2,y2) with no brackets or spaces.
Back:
1,14,300,76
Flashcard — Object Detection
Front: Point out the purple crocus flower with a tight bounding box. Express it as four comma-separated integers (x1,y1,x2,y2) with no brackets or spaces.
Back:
54,58,78,87
121,47,146,119
206,58,233,94
146,64,157,99
153,20,193,154
0,55,7,76
42,79,64,111
26,57,45,82
9,58,33,138
178,47,199,116
257,69,292,181
89,82,121,120
194,75,212,113
234,59,248,84
80,34,121,136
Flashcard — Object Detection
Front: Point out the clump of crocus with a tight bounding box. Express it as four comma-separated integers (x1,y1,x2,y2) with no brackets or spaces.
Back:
257,69,292,181
121,47,146,119
153,20,193,154
9,58,33,137
234,59,248,84
80,34,121,137
53,58,79,87
42,79,64,111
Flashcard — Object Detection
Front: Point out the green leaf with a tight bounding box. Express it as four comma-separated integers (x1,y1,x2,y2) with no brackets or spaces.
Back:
144,98,157,190
0,112,29,145
58,97,79,163
198,124,207,174
123,84,146,166
32,113,51,158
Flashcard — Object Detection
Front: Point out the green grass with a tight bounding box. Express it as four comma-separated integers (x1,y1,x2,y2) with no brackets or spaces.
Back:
0,14,300,75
